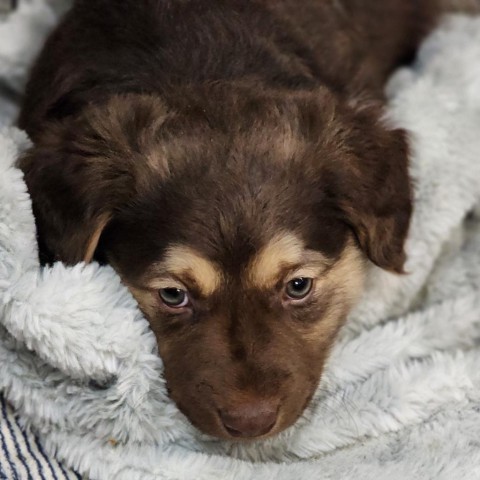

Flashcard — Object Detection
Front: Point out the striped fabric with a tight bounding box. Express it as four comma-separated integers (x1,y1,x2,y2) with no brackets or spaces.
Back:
0,395,82,480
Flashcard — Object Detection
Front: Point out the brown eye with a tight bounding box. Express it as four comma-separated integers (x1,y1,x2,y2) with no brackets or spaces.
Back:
159,288,189,308
285,278,313,300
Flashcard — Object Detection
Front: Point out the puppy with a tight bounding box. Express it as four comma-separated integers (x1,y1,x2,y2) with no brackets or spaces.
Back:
17,0,451,440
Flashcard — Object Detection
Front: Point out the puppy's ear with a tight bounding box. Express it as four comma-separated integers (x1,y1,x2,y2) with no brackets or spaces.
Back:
329,103,413,273
18,94,170,265
310,97,412,273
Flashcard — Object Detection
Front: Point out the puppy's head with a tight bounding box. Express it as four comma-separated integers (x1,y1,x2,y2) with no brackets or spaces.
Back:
19,87,412,439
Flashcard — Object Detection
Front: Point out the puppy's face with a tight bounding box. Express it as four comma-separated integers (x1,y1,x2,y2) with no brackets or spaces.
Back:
20,88,412,439
123,241,364,439
105,190,365,440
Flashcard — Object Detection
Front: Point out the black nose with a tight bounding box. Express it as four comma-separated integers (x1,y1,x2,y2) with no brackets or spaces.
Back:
219,399,279,438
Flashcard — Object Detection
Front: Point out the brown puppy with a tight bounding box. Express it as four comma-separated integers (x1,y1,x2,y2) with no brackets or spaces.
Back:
18,0,447,440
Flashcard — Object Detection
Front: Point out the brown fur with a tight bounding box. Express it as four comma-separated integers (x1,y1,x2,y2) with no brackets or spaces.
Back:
17,0,461,439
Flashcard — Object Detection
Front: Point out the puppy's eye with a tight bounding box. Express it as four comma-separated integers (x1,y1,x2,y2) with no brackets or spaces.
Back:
285,278,313,300
159,288,189,308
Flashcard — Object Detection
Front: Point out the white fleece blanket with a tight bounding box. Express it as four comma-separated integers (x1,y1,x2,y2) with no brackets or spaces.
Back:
1,2,480,479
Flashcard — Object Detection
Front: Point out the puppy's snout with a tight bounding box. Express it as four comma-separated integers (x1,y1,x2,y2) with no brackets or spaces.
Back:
219,399,279,438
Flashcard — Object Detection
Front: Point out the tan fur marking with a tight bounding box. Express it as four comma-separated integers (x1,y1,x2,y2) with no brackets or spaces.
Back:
248,233,303,288
158,245,221,296
83,213,111,263
304,241,366,343
248,233,329,289
322,241,366,303
126,284,158,318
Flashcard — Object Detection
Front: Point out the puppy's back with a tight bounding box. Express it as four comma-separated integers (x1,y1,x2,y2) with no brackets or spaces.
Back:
19,0,441,139
19,0,313,136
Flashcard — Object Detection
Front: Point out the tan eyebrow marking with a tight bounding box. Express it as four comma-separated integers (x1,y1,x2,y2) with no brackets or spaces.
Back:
247,233,329,289
151,245,222,296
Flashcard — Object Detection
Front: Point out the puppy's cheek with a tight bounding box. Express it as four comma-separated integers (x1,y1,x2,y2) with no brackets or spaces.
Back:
124,284,159,317
122,284,187,351
169,390,221,436
271,368,321,435
300,242,366,343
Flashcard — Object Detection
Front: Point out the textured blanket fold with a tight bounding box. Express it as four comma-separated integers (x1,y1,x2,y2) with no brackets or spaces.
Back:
1,2,480,479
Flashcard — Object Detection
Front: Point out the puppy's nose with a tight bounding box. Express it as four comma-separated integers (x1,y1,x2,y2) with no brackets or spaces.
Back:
219,400,278,438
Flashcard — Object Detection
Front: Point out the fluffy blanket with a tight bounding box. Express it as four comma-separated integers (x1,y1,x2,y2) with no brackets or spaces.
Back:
1,2,480,479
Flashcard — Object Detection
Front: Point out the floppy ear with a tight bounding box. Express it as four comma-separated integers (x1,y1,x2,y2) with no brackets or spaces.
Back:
325,102,413,273
19,146,115,265
18,94,170,265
